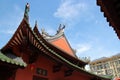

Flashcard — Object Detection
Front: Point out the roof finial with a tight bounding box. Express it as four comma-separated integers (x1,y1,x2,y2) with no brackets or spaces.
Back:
24,3,30,22
35,20,38,27
57,24,65,33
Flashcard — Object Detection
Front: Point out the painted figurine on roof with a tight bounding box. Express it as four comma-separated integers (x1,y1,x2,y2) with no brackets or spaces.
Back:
57,24,65,33
24,3,30,22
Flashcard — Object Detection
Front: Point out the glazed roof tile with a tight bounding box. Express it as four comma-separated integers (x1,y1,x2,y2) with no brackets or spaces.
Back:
0,51,27,67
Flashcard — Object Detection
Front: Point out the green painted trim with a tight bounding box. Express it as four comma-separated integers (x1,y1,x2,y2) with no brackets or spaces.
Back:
0,51,27,67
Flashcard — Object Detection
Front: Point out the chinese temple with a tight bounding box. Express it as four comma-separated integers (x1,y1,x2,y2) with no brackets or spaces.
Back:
0,3,110,80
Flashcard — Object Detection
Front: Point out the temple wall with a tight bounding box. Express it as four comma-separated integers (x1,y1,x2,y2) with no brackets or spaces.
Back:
15,53,92,80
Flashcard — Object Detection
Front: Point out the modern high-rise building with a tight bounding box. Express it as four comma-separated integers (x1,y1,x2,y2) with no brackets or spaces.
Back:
89,53,120,77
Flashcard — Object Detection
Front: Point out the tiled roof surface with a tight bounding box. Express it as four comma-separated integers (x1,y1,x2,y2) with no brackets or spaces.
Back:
0,51,27,67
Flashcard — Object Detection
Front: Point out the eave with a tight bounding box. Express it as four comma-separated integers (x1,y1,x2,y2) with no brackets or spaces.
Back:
97,0,120,39
0,51,27,67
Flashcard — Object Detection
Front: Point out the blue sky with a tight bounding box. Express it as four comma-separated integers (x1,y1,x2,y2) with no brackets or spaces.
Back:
0,0,120,61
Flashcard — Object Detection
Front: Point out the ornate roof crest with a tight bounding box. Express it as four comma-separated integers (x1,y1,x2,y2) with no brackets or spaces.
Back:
24,3,30,23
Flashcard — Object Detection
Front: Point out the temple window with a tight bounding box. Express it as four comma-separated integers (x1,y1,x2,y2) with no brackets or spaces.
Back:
36,68,47,76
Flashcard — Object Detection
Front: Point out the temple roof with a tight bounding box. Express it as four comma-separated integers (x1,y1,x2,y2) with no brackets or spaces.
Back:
0,51,27,67
33,23,87,66
41,24,77,58
97,0,120,39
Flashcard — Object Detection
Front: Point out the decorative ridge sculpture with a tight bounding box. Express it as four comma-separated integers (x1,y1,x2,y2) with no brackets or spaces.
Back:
24,3,30,23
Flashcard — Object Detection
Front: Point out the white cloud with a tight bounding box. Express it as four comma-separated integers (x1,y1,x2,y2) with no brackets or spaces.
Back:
54,0,88,22
76,43,91,54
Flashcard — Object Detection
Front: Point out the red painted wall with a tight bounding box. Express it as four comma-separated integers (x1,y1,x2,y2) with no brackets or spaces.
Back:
15,54,92,80
15,54,55,80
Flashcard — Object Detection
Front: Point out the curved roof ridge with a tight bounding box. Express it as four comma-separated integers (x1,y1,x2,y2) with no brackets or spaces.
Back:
41,24,65,41
1,18,29,51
